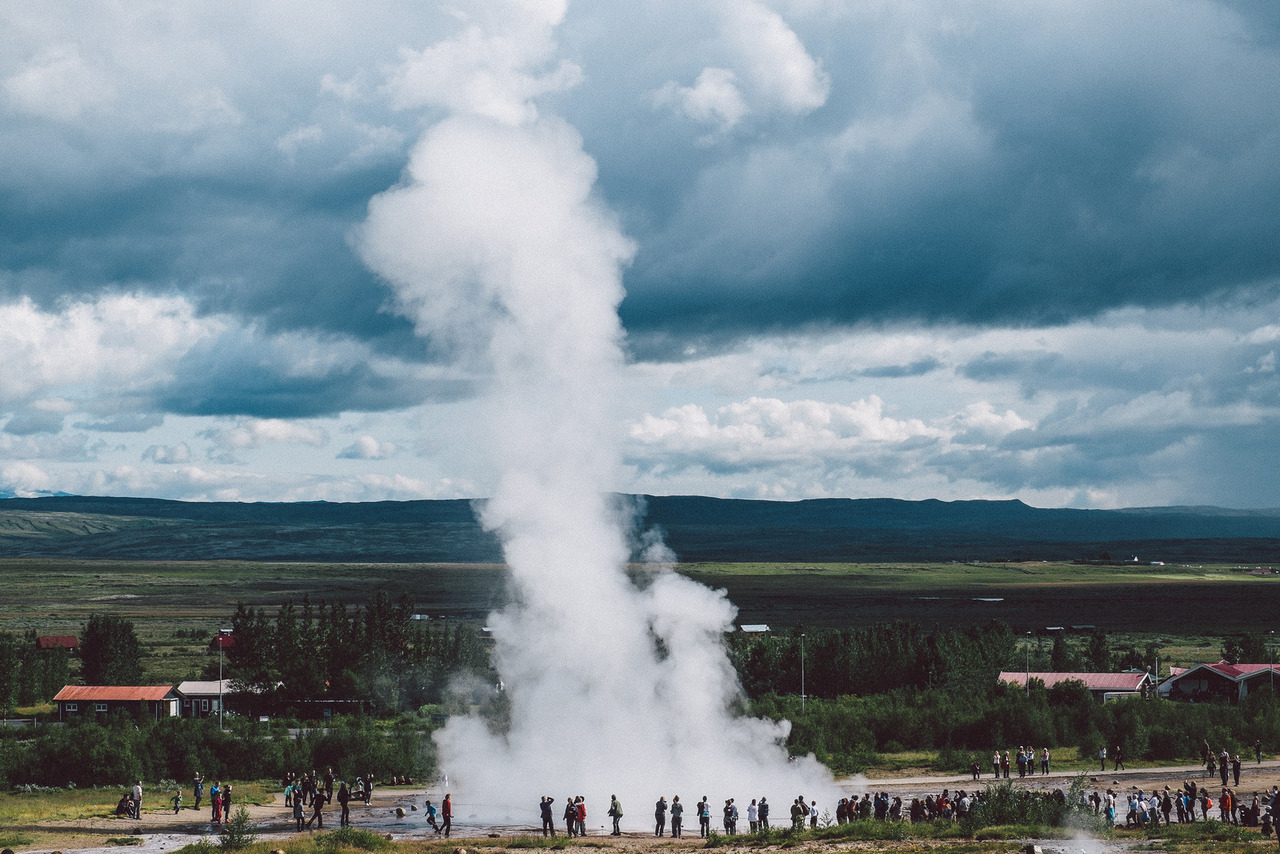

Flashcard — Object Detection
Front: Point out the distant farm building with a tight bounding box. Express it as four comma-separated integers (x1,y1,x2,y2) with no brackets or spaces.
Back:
36,635,79,650
53,685,179,721
1159,661,1280,703
998,671,1154,702
176,679,233,718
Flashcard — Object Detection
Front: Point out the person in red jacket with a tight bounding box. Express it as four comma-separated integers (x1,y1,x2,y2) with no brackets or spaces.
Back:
442,793,453,838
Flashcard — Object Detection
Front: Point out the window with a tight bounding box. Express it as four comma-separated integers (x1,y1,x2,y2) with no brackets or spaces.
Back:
65,703,78,712
96,702,108,713
201,699,210,711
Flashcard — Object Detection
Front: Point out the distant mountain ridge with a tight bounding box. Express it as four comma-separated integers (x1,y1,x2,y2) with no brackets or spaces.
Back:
0,494,1278,563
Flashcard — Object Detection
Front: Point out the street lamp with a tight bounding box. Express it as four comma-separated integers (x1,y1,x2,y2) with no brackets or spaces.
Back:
800,633,806,714
216,628,232,731
1026,631,1032,697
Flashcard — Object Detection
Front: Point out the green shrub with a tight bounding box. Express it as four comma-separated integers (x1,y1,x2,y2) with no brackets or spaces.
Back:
219,805,258,850
313,827,393,852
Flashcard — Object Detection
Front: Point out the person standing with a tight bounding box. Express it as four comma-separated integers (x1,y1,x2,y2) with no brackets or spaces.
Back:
210,781,222,824
747,798,758,832
193,773,204,811
655,796,667,836
325,768,335,802
1232,755,1242,787
809,800,818,828
575,796,587,837
293,793,306,832
1219,749,1230,786
542,796,557,837
724,798,738,834
442,793,453,838
608,794,621,836
1099,746,1107,772
758,797,769,830
1041,747,1050,775
698,796,710,837
338,782,351,827
1114,745,1125,771
564,795,577,837
670,795,683,837
132,781,143,820
1256,739,1264,764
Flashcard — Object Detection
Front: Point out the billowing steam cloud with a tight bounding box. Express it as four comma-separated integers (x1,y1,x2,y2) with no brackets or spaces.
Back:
358,0,835,825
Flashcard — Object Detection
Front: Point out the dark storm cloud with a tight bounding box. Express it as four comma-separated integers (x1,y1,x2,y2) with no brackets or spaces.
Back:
860,358,942,379
600,2,1280,353
156,330,473,419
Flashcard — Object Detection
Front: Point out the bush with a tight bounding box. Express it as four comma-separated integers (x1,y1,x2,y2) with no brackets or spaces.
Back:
219,805,257,850
313,827,392,852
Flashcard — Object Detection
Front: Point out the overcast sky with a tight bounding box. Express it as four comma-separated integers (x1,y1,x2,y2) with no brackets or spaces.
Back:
2,0,1280,509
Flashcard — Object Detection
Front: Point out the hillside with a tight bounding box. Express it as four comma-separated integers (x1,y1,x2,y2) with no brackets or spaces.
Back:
0,495,1278,563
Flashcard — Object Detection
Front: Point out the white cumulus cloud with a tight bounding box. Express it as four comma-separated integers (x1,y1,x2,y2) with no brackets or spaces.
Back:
337,435,397,460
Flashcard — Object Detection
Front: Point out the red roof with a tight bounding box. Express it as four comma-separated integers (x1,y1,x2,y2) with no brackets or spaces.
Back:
1181,661,1280,680
210,634,235,650
37,635,79,649
999,671,1150,692
54,685,175,702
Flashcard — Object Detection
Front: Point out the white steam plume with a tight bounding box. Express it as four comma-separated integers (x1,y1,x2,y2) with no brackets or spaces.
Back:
358,0,835,826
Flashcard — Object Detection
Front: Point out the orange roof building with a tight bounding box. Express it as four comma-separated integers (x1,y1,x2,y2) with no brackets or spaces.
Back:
53,685,179,720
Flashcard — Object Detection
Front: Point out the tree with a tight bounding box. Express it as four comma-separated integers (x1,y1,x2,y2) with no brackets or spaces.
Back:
1050,634,1071,671
80,614,144,685
1085,630,1110,671
1222,633,1268,665
0,633,19,714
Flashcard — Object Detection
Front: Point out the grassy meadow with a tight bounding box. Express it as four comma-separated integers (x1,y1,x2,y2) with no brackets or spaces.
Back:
1,557,1276,684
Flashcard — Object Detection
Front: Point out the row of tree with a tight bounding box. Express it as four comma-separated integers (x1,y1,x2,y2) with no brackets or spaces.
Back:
0,715,429,789
728,621,1274,701
756,677,1280,775
0,631,70,714
225,593,493,715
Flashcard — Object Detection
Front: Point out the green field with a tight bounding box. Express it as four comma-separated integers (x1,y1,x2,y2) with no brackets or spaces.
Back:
2,558,1276,683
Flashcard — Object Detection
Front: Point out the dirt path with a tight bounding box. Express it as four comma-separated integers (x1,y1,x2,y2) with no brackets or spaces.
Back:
18,763,1280,854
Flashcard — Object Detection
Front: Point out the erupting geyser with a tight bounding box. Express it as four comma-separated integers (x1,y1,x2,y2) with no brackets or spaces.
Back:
357,0,837,825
